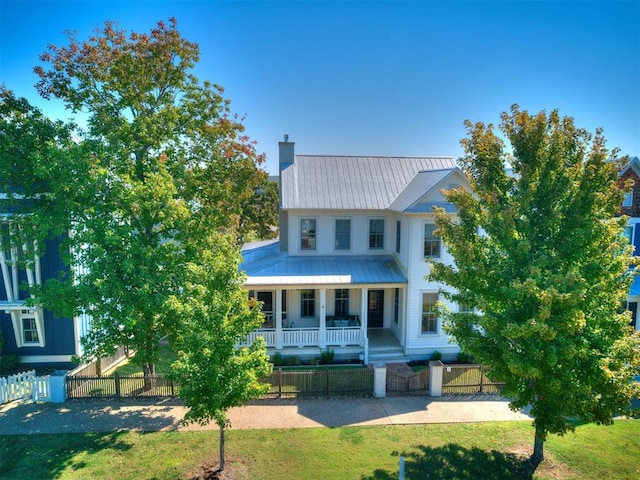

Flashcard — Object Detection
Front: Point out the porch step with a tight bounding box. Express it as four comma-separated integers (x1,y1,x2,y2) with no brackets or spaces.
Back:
368,347,410,364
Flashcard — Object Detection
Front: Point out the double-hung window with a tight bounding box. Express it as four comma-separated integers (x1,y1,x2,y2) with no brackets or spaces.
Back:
369,219,385,249
335,219,351,250
424,224,440,258
623,191,633,207
335,289,349,317
300,219,316,250
21,310,40,344
301,289,315,317
421,293,438,334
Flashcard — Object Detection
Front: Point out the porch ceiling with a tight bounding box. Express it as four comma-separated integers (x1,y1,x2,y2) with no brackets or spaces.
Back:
241,248,407,288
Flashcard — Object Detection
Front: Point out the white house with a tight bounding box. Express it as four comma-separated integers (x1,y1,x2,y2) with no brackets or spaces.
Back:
240,137,470,363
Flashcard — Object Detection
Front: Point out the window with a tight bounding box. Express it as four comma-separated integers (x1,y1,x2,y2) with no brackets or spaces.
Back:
335,289,349,317
300,219,316,250
335,219,351,250
458,303,473,314
257,291,274,328
623,191,633,207
421,293,438,334
624,226,634,245
301,289,315,317
369,219,385,249
424,224,441,258
21,311,39,344
395,220,401,254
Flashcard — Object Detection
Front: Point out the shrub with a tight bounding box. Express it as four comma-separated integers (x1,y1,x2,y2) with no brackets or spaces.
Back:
457,351,473,364
0,354,21,374
272,352,283,366
319,349,335,365
283,355,300,366
430,350,442,361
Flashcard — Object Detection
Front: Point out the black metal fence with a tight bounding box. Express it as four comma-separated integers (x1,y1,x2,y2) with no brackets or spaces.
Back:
262,366,374,398
67,373,176,399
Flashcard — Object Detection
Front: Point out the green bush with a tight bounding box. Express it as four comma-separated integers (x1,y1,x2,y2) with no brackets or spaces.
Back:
319,349,335,365
0,354,21,374
430,350,442,361
282,355,300,366
457,351,473,364
272,352,283,366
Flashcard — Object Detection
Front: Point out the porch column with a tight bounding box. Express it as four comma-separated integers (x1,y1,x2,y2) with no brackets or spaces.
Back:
319,288,327,348
361,287,368,363
275,288,283,349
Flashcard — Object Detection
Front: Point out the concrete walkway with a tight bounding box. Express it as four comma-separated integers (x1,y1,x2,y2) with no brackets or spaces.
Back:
0,395,532,435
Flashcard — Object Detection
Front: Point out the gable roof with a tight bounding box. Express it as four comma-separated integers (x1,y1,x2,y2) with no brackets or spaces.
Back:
281,155,456,210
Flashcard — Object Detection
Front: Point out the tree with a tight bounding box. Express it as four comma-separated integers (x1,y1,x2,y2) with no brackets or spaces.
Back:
429,105,640,465
8,18,268,377
168,235,271,473
239,173,279,244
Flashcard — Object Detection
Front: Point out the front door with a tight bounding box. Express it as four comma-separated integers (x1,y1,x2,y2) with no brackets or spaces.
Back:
368,290,384,328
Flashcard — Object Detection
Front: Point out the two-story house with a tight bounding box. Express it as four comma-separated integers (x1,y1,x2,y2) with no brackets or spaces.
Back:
0,226,91,369
619,156,640,332
240,137,470,363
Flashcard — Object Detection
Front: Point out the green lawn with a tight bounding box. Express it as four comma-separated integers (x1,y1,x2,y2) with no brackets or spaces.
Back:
1,420,637,479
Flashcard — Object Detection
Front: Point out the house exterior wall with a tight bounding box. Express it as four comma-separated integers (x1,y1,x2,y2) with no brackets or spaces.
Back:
619,167,640,218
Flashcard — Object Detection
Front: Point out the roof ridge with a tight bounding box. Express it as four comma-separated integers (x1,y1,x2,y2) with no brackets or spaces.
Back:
295,154,454,160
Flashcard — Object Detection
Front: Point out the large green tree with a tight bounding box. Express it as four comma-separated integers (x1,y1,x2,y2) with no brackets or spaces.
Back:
429,105,640,465
168,234,271,473
1,18,268,377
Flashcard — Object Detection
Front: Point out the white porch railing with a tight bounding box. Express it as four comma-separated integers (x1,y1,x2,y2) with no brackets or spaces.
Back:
325,327,363,347
282,328,320,347
239,329,276,347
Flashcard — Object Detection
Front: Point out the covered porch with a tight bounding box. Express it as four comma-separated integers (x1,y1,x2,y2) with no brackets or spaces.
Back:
240,243,408,362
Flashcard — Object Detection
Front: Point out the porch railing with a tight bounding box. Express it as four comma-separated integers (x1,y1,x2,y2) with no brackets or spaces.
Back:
283,328,320,347
240,329,277,347
325,327,362,347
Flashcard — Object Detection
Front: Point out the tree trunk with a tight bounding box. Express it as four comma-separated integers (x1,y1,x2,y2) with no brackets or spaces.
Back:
531,423,545,466
219,424,225,472
142,362,156,390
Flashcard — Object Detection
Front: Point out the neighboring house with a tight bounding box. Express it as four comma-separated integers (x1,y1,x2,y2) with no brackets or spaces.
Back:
240,137,469,363
0,225,90,369
619,156,640,332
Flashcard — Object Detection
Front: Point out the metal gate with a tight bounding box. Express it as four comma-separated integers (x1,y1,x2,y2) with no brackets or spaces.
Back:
442,364,504,394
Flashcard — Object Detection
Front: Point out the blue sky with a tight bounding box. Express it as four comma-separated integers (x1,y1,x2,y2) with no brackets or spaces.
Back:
1,1,638,174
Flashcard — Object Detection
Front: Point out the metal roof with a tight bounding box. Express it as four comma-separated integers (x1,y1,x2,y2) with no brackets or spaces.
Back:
241,242,407,288
281,155,456,210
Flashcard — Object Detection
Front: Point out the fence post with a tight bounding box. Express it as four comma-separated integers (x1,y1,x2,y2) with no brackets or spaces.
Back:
171,379,175,396
50,370,67,403
429,360,444,396
373,363,387,398
278,368,283,398
479,364,485,394
115,372,121,399
325,366,330,396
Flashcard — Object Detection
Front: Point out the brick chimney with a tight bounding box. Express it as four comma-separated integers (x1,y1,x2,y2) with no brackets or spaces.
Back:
278,135,294,252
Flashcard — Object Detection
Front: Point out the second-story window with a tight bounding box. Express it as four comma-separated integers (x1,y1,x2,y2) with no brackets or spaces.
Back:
300,219,316,250
369,219,385,249
424,224,441,258
335,219,351,250
623,191,633,207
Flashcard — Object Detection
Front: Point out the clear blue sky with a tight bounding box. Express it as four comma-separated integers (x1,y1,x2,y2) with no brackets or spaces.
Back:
1,1,638,174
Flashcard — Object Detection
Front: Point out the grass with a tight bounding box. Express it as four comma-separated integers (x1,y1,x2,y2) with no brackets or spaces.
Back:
0,420,637,479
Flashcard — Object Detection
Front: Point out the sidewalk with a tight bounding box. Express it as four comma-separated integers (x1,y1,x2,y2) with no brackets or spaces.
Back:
0,395,532,435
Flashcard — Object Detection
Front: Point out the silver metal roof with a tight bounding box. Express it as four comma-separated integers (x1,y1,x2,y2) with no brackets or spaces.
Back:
241,242,407,288
281,155,456,210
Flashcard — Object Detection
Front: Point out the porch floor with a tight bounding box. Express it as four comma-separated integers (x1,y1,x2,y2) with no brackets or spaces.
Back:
367,329,402,349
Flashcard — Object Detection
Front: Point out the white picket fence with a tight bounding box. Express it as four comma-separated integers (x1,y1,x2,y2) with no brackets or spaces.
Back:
0,370,51,404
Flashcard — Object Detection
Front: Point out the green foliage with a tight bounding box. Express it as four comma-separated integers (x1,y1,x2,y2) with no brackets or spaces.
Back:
430,350,442,361
0,19,268,376
429,105,640,462
457,352,473,364
0,354,21,374
282,355,301,366
272,351,283,366
319,349,335,365
169,235,271,470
